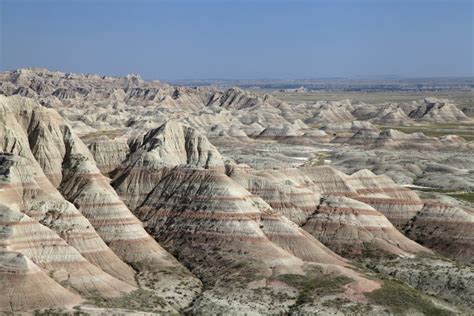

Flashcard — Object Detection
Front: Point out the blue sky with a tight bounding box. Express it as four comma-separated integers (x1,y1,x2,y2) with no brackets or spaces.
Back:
0,0,472,79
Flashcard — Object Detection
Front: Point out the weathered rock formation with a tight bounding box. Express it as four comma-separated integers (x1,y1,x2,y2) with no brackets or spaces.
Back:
106,122,388,314
86,137,129,174
403,201,474,264
0,69,470,314
0,251,82,313
0,95,200,312
302,196,429,257
407,98,471,123
342,128,468,150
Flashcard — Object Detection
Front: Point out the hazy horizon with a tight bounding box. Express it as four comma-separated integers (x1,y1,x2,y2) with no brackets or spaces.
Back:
1,0,473,80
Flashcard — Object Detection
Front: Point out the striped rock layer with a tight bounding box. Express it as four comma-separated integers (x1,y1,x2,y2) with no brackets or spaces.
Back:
136,168,344,265
240,166,474,262
0,95,199,312
0,92,470,312
108,124,378,312
258,166,424,229
86,136,129,175
0,154,137,286
59,157,200,311
403,201,474,264
0,251,82,313
226,164,321,225
302,196,429,257
348,169,424,228
0,203,136,299
112,120,225,211
226,165,429,257
131,167,379,313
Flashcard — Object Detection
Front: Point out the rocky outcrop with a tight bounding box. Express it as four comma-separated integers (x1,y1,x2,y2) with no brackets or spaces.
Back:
86,137,129,174
403,201,474,264
227,164,321,225
0,95,200,312
127,121,224,169
0,251,82,313
112,121,225,210
206,87,264,110
302,196,429,257
232,165,428,233
0,203,136,298
407,98,471,123
107,124,388,313
59,157,201,311
348,169,424,228
0,69,470,314
370,104,412,125
131,166,381,313
257,123,304,139
0,97,138,285
305,101,355,125
228,166,429,257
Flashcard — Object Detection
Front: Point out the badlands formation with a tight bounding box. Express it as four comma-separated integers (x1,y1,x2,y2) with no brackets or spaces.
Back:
0,68,473,315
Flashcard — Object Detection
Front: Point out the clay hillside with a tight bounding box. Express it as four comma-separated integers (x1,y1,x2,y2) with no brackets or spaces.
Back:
0,69,472,315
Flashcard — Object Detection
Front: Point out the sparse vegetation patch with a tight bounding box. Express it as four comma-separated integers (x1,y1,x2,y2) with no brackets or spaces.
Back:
367,279,453,315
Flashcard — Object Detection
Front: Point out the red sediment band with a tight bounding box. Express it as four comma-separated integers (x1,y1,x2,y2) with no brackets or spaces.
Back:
302,222,391,231
260,214,282,220
302,180,351,183
88,218,142,227
355,197,423,206
356,187,412,194
317,206,382,216
0,183,19,189
165,230,267,241
2,258,95,273
125,166,223,174
138,208,262,220
171,194,254,201
324,192,359,197
422,201,472,209
422,201,449,207
119,168,164,174
118,192,254,202
379,215,415,220
294,185,355,191
249,188,317,196
146,200,255,211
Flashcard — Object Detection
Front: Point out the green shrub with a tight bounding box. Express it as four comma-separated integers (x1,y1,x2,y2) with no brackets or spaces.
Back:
277,272,351,306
